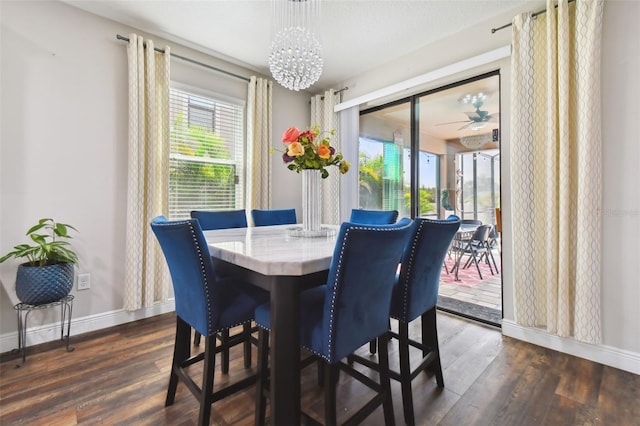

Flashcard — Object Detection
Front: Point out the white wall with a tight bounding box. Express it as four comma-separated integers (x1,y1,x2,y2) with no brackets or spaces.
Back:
339,1,640,371
0,0,309,345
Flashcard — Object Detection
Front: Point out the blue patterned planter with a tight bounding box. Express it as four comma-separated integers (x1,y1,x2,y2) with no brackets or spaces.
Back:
16,262,74,305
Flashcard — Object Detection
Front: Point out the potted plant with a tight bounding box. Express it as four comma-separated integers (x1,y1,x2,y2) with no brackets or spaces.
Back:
0,218,78,305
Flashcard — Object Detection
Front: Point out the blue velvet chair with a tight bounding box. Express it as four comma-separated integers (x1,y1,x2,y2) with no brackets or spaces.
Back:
150,216,268,426
190,209,247,230
350,207,400,355
351,218,460,425
251,208,297,227
254,218,413,426
190,209,251,372
349,208,398,225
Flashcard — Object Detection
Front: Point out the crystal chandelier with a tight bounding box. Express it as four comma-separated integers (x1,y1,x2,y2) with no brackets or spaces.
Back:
269,0,323,91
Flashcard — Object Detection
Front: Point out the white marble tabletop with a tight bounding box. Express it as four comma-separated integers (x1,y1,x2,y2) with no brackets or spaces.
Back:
204,224,340,276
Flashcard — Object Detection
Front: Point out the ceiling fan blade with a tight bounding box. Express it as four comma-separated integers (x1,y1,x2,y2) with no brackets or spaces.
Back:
458,122,475,130
436,120,470,126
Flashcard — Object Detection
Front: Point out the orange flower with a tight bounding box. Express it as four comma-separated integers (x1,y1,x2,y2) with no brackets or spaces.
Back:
317,145,331,159
282,127,301,143
287,141,305,157
274,124,349,179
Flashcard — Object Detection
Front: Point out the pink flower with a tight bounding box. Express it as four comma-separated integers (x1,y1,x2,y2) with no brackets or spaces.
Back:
282,127,301,143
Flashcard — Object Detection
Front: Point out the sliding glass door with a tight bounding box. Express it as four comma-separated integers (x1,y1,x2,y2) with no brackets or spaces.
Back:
358,71,502,325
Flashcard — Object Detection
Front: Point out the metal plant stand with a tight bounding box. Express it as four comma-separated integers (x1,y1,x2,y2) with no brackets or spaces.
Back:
13,294,74,366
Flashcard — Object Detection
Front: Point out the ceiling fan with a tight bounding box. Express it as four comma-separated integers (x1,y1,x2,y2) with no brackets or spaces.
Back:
437,92,499,131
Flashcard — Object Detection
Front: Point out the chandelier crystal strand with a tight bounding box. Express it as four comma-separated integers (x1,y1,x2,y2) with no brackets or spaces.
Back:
269,0,323,91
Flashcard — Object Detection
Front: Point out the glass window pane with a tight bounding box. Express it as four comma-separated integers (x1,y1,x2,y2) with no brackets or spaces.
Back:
418,151,439,218
169,86,244,219
359,102,411,218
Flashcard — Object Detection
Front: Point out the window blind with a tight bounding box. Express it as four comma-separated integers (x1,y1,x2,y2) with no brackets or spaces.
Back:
169,86,245,219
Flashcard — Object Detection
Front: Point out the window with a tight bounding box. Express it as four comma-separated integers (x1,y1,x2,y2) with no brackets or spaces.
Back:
359,101,412,218
358,136,439,218
169,85,245,219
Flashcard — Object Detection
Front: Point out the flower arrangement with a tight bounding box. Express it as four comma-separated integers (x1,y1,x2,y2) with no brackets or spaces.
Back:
278,125,350,178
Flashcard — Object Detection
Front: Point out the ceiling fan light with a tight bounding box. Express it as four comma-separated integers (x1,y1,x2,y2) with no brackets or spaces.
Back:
460,92,487,105
470,122,487,131
460,133,491,149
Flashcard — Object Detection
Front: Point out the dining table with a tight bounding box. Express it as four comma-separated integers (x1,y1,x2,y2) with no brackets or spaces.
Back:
203,224,339,425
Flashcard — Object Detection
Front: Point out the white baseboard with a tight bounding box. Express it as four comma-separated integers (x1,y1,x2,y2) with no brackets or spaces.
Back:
0,300,175,355
502,319,640,375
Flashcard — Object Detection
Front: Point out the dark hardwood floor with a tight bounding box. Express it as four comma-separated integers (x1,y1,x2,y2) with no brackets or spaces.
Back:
1,311,638,425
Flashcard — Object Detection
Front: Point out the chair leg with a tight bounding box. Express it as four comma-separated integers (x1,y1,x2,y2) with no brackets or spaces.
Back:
197,334,217,426
423,308,444,387
369,318,391,354
317,360,325,386
220,329,230,374
193,329,201,346
398,321,414,426
470,252,483,279
378,333,396,426
166,317,191,406
254,328,269,426
487,245,499,273
324,363,339,426
243,322,252,368
369,339,377,354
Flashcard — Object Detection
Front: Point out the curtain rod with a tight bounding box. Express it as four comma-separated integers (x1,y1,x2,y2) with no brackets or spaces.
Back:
118,34,348,94
116,34,251,82
321,87,349,100
491,0,576,33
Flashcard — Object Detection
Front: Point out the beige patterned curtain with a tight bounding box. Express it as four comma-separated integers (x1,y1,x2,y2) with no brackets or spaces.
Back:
123,34,171,311
311,90,341,225
246,76,273,211
511,0,603,343
339,106,360,222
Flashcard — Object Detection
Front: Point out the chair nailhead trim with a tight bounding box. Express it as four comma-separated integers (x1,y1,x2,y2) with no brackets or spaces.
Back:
188,222,214,334
399,221,425,320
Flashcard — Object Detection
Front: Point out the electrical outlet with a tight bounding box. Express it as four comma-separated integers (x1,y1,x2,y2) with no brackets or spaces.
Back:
77,273,91,290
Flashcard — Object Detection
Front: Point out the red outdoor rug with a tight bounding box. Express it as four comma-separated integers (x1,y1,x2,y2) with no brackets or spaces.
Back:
440,255,501,287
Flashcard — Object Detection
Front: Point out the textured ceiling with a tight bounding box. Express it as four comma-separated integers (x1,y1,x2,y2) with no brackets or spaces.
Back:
64,0,537,91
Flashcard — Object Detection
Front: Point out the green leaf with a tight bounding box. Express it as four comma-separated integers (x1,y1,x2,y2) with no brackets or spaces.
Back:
26,223,46,235
0,218,79,265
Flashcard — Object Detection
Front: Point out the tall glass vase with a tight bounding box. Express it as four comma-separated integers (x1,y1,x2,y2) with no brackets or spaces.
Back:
302,169,322,233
